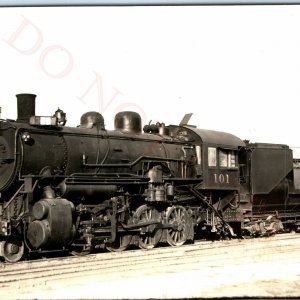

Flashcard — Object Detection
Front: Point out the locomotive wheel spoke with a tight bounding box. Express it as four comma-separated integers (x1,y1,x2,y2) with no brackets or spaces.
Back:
2,235,24,263
135,204,162,250
106,210,133,252
166,206,191,247
106,234,132,252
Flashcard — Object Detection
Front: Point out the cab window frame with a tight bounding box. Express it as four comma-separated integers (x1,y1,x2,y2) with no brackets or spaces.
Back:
208,147,217,167
207,146,237,169
218,148,237,168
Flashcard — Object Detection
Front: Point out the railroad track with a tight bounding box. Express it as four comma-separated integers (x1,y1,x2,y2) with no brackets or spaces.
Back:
1,232,300,297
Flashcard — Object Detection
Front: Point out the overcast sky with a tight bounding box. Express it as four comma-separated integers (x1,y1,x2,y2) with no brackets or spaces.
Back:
1,6,300,155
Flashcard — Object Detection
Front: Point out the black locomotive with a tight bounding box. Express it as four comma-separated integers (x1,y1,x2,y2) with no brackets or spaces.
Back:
0,93,299,262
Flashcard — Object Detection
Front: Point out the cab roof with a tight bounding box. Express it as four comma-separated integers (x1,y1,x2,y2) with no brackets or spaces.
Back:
184,126,245,149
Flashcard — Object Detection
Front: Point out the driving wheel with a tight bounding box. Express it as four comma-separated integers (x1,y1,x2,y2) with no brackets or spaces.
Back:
166,206,190,246
135,205,162,249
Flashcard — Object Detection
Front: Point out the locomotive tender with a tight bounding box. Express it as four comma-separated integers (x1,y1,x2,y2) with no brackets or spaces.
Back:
0,93,299,262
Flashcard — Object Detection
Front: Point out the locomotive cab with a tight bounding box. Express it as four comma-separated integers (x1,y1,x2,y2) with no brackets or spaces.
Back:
193,128,244,190
204,145,240,189
168,125,245,190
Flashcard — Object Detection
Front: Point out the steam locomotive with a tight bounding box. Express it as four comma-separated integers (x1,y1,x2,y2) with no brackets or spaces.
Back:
0,93,299,262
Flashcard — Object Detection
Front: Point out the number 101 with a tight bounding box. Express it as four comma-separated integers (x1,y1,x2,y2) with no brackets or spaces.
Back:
214,173,229,184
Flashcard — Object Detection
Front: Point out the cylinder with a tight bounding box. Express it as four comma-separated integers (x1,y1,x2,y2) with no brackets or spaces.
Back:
58,181,118,198
27,220,51,248
32,200,49,220
167,184,174,197
16,93,36,123
155,186,165,201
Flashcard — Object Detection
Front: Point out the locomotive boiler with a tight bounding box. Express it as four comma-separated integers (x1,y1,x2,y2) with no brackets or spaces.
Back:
0,93,299,262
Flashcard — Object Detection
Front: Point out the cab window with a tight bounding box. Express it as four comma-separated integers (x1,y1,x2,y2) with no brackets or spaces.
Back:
208,147,217,167
229,151,236,167
219,149,236,168
219,150,228,167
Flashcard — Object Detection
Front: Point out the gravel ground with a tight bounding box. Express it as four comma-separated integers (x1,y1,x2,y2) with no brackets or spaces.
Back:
2,233,300,299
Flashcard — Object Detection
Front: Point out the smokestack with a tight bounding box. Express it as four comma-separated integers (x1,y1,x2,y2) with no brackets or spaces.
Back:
16,93,36,123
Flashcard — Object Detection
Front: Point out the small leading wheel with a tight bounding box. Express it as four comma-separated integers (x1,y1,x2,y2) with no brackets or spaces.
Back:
166,206,190,247
135,205,162,249
71,240,94,256
71,245,94,256
106,234,132,252
2,235,25,262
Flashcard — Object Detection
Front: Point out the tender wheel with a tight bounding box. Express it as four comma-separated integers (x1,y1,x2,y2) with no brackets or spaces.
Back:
135,205,162,249
2,235,25,262
106,234,132,252
166,206,191,246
